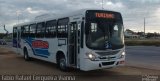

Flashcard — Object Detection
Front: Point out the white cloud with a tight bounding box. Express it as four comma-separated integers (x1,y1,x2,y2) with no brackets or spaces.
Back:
154,7,160,19
105,2,125,10
25,7,46,14
106,1,113,5
94,0,126,11
26,7,36,14
0,0,160,33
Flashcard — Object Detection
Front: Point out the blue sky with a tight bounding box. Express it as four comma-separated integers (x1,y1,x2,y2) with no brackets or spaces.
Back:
0,0,160,33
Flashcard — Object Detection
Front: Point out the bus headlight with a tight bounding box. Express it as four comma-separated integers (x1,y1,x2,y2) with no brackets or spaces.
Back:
121,51,125,58
118,51,125,59
86,53,96,61
122,51,125,56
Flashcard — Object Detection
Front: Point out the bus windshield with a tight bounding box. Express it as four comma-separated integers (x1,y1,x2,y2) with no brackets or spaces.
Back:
86,19,124,50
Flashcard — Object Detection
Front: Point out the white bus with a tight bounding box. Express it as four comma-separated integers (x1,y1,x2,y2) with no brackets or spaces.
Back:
13,9,125,71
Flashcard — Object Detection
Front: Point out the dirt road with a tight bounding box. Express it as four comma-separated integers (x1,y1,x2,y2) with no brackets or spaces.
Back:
0,46,160,81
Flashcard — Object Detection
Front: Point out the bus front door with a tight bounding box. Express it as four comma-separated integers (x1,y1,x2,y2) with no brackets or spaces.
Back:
68,22,79,67
13,27,21,54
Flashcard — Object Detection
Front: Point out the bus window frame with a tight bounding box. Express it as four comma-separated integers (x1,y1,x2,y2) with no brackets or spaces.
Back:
21,25,30,38
57,18,69,38
29,24,37,38
36,22,45,38
45,20,57,38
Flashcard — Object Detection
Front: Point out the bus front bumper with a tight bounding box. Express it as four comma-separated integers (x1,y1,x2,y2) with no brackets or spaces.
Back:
80,58,125,71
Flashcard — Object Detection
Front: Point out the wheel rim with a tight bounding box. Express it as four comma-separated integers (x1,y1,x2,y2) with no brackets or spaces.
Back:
24,51,28,59
25,54,27,59
60,59,66,70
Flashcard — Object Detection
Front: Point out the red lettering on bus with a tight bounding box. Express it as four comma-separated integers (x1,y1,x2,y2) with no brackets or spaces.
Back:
32,40,49,49
95,13,114,19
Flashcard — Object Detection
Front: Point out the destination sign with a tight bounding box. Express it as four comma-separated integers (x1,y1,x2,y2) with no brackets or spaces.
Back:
95,13,114,19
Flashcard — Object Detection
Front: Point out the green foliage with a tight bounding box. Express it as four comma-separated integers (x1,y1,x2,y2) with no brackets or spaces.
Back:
0,33,12,42
125,40,160,46
0,33,6,39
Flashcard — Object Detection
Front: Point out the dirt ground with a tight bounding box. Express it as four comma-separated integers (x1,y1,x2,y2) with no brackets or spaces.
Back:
0,46,160,81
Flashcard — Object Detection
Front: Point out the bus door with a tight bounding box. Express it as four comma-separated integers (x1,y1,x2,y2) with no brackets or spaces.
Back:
13,27,18,48
13,27,21,53
68,22,80,67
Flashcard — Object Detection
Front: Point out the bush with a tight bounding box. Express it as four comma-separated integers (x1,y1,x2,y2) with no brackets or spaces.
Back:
125,40,160,46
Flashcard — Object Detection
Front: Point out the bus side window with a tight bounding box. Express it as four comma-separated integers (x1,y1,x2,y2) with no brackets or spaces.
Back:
46,20,57,38
36,22,45,38
22,25,29,38
29,24,36,38
57,18,69,38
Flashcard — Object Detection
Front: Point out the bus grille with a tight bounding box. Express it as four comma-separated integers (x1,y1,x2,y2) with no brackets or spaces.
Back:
102,61,115,66
96,50,120,56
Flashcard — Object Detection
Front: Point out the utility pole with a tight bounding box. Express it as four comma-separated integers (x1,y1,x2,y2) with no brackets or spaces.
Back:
16,10,21,24
144,17,146,38
18,15,19,24
102,0,104,9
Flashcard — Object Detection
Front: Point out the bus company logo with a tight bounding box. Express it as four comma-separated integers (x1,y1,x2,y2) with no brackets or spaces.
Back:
32,40,49,49
95,13,114,19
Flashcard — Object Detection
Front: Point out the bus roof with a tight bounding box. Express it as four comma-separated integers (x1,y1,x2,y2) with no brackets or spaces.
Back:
13,9,120,27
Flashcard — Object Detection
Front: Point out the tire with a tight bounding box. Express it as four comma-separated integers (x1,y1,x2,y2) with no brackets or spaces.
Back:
58,57,68,71
24,49,30,61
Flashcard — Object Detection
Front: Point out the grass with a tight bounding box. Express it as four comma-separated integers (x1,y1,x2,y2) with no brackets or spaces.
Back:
125,39,160,46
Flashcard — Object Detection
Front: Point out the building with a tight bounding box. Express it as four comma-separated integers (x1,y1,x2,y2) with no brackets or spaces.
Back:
124,29,140,39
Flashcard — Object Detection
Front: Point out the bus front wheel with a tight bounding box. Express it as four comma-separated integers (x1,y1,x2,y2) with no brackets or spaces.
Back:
58,57,68,71
24,48,30,61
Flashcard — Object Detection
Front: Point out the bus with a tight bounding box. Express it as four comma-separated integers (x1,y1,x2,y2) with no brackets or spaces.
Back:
12,9,125,71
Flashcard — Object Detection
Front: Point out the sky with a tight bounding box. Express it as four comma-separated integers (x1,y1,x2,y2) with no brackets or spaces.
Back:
0,0,160,33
